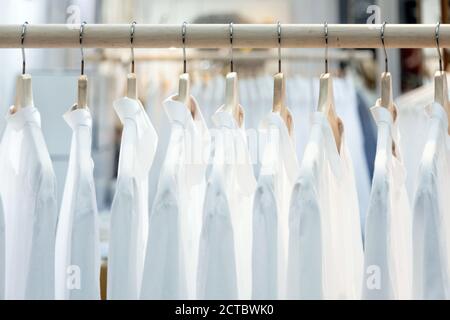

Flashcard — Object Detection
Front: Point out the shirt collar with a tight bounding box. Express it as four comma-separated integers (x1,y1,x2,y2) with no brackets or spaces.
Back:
63,107,92,130
5,105,41,130
212,105,244,129
113,97,143,121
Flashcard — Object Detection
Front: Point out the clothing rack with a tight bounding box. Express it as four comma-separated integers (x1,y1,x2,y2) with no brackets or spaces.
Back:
0,24,449,48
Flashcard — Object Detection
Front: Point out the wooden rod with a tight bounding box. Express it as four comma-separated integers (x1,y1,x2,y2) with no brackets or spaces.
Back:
0,24,450,48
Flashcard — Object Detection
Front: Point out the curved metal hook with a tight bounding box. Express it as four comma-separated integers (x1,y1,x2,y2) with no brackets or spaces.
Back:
21,21,28,75
182,21,187,73
436,22,443,72
229,22,234,73
324,22,328,73
79,21,87,75
277,21,282,73
381,21,388,73
130,21,137,73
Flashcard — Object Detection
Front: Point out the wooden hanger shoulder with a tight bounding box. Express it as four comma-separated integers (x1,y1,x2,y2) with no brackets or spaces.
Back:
317,72,342,151
77,75,88,109
224,71,242,126
175,72,195,117
272,72,285,113
434,70,450,134
272,72,293,134
380,71,397,121
126,73,137,99
14,73,33,112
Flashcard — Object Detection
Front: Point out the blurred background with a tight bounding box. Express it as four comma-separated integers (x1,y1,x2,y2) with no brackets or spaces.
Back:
0,0,448,297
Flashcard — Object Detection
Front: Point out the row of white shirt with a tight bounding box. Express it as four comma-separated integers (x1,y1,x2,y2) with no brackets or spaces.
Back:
0,91,449,300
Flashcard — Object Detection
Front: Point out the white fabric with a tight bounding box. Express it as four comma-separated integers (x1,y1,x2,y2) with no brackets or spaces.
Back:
140,95,210,299
0,196,4,300
287,112,363,299
412,102,450,299
252,111,299,299
397,101,430,203
0,106,57,299
55,107,100,300
362,105,412,300
107,97,158,300
197,107,256,300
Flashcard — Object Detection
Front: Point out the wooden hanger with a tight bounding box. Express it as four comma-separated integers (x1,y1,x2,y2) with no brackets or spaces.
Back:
127,22,138,100
317,73,342,152
174,72,195,117
76,75,88,109
273,72,293,135
223,71,243,127
173,22,195,117
76,22,88,109
222,23,243,127
434,70,450,134
127,73,137,99
13,22,33,113
317,22,342,152
380,72,397,119
13,73,33,112
379,71,398,156
434,22,450,134
379,23,397,121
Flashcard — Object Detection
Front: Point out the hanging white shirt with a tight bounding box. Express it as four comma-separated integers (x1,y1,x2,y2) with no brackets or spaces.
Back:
362,105,412,300
252,111,299,299
197,107,257,300
140,95,210,300
0,106,58,300
55,107,100,300
287,112,363,299
107,97,158,300
0,196,4,300
412,102,450,299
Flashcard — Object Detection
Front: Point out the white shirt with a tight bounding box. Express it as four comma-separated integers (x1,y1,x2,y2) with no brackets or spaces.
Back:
197,107,256,300
0,106,58,300
287,112,363,299
140,95,210,299
252,111,299,299
107,97,158,300
0,196,4,300
55,107,100,300
412,102,450,299
362,105,412,300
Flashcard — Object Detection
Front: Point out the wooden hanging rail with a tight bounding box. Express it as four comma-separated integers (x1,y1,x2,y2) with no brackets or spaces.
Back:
0,24,449,48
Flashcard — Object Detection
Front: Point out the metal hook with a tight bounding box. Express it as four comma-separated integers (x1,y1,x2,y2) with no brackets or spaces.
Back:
277,21,282,73
381,21,388,73
79,21,87,76
436,22,443,72
21,21,28,75
324,22,328,74
229,22,234,73
130,21,137,73
182,21,187,73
